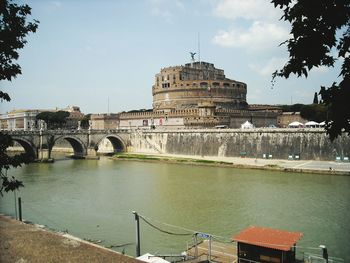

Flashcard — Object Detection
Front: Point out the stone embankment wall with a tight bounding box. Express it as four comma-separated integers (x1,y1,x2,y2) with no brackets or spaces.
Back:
129,128,350,161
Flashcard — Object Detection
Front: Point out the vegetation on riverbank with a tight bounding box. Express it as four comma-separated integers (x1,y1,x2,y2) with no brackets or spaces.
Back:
112,153,232,166
111,153,350,176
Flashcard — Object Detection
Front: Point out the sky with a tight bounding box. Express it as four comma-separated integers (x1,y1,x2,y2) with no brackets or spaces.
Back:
0,0,343,114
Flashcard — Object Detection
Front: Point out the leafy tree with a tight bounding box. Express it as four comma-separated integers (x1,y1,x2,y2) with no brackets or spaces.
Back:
0,0,39,100
281,103,304,113
0,0,38,195
80,114,91,129
54,111,70,128
272,0,350,140
281,103,327,122
300,104,327,123
313,92,318,104
36,111,70,129
35,111,53,126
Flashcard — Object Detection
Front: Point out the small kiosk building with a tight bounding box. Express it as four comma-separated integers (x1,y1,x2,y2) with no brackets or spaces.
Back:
233,226,303,263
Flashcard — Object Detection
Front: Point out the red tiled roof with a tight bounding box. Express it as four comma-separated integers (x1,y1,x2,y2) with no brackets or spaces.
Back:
232,226,303,251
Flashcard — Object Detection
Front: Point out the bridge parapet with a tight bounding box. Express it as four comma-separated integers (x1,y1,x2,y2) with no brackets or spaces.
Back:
6,129,132,136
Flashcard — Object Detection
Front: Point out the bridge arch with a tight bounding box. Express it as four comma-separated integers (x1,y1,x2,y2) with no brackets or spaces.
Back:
96,134,126,154
10,137,37,161
53,136,87,158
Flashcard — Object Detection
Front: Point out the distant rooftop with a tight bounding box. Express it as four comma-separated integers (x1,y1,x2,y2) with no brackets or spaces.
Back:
232,226,303,251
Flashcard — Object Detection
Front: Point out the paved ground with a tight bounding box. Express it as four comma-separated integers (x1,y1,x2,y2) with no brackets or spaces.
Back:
0,215,142,263
129,152,350,175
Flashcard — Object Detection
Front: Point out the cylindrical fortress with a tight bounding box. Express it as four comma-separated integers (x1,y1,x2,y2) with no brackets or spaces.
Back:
152,61,247,111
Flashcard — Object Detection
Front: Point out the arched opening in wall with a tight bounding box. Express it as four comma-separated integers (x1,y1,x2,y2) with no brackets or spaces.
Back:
52,136,85,159
9,138,36,161
96,136,125,156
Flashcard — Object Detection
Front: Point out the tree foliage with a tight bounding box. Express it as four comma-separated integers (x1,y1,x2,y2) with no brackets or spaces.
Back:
0,0,38,195
36,111,70,129
0,133,32,195
0,0,39,100
281,103,328,123
272,0,350,140
80,114,91,129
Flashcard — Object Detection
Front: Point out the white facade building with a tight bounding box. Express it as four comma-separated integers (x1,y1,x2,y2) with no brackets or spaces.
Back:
0,110,41,131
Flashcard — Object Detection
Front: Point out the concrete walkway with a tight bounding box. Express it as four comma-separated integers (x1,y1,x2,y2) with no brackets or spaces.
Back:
0,215,141,263
128,152,350,175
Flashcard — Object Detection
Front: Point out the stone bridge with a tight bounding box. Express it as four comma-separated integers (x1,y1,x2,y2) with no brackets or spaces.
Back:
6,129,131,160
5,128,350,161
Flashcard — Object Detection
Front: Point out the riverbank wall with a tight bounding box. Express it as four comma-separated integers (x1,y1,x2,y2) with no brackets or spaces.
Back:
128,128,350,161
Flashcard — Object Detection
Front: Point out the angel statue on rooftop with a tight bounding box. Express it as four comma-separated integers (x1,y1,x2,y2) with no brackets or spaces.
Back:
190,52,196,62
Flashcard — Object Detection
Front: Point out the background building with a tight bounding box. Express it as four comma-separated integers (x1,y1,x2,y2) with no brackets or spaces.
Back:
117,61,280,129
0,109,44,131
277,112,308,128
90,113,119,130
0,106,84,131
63,106,84,129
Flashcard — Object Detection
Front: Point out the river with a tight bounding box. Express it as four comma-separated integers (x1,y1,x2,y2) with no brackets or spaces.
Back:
0,157,349,261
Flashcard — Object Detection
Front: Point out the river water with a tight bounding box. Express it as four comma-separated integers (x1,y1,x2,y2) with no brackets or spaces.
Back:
0,157,349,261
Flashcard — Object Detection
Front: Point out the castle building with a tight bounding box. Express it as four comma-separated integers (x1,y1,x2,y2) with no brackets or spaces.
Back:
152,61,247,111
117,61,280,129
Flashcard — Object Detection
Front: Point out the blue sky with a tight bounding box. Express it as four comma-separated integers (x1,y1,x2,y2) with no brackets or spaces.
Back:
1,0,342,114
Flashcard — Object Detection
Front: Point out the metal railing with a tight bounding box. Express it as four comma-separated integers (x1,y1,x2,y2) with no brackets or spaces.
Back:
303,253,344,263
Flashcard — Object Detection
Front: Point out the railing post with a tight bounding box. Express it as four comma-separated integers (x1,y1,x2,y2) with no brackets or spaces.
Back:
132,211,141,257
14,190,18,220
194,233,198,259
208,235,212,262
18,197,22,221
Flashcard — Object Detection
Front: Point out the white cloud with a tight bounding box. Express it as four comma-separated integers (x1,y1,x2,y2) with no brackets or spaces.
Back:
212,21,289,51
249,57,287,76
250,58,329,78
213,0,282,22
149,0,185,23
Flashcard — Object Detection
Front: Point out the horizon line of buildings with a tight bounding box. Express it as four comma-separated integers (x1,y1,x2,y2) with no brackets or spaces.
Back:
1,60,308,131
0,105,307,131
